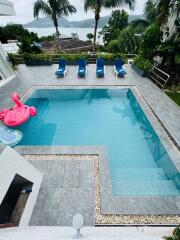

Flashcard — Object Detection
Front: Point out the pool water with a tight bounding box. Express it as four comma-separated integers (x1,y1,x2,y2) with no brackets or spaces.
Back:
17,89,180,196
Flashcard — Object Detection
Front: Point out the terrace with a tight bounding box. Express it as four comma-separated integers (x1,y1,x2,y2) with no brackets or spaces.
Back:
0,63,180,228
0,0,180,239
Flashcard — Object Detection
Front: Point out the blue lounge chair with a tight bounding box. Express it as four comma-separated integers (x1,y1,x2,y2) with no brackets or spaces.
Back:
77,59,87,77
55,59,67,77
114,59,127,77
96,58,105,77
0,123,23,147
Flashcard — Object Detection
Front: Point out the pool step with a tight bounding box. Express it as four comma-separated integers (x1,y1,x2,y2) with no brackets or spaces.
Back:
112,180,180,196
110,158,157,168
110,168,167,181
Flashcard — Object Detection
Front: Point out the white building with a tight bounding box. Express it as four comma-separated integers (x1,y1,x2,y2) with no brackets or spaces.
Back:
0,1,43,228
0,0,15,16
0,0,16,81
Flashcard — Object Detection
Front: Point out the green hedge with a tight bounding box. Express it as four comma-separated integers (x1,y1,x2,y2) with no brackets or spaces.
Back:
97,53,127,63
9,53,90,65
9,52,127,65
49,53,90,64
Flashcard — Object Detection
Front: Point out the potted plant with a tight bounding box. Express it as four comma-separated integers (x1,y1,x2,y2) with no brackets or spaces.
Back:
132,55,152,77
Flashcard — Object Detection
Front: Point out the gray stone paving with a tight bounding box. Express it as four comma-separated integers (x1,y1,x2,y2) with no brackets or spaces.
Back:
28,159,94,226
1,64,180,147
1,64,180,217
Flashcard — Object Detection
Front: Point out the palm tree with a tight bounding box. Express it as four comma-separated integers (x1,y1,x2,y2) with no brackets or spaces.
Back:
144,0,158,23
34,0,76,50
84,0,135,52
157,0,180,26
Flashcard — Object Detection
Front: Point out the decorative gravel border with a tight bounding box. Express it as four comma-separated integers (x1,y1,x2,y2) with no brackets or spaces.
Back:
16,86,180,220
24,154,180,225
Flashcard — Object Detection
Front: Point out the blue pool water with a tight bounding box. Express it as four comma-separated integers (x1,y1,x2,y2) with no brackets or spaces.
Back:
17,89,180,196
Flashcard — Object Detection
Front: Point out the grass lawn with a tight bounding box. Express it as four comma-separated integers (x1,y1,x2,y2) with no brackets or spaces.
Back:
166,92,180,106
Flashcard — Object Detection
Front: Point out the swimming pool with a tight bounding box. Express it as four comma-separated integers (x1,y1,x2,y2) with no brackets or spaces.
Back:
17,88,180,196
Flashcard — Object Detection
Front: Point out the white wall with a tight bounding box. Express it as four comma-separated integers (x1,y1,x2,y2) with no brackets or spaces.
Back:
0,0,15,16
0,146,43,226
0,43,15,80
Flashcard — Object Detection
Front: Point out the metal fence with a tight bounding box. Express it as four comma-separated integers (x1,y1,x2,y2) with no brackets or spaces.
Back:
148,64,170,89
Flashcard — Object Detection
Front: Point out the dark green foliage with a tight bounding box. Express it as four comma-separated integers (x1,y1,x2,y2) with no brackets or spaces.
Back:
119,27,142,54
130,19,149,33
0,24,39,44
39,35,55,42
107,40,120,53
141,23,162,59
9,52,126,65
84,0,135,52
18,38,42,54
34,0,77,50
99,10,129,45
144,0,158,23
156,31,180,84
106,26,142,54
86,33,94,42
9,53,90,64
104,0,135,10
166,92,180,106
97,53,126,63
163,227,180,240
134,55,152,71
108,9,129,29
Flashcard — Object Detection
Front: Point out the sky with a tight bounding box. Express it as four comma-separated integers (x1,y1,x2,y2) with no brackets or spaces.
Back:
0,0,147,25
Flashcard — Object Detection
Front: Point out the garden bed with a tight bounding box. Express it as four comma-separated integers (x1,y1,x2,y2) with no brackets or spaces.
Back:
166,91,180,106
131,63,148,77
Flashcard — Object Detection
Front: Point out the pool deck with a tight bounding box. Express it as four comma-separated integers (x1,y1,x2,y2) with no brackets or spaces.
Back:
1,64,180,148
0,226,175,240
0,64,180,224
28,158,94,226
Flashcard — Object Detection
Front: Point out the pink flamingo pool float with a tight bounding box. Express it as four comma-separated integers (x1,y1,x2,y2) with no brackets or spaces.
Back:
0,92,37,127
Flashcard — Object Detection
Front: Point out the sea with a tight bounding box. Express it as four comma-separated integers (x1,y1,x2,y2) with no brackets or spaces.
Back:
26,27,103,44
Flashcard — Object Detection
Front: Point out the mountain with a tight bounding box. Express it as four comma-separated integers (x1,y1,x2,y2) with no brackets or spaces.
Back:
24,15,145,28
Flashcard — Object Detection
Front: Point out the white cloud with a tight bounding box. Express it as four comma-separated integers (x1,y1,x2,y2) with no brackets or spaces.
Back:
0,0,147,25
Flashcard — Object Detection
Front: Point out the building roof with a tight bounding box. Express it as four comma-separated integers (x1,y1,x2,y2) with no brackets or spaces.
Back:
0,0,15,16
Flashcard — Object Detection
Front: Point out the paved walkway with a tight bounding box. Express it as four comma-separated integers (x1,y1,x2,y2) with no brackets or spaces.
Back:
0,226,174,240
29,159,94,226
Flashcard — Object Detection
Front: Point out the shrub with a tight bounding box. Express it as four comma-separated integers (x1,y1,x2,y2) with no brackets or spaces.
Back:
23,53,51,61
107,40,121,53
97,53,126,63
9,53,90,65
9,52,127,65
134,55,152,71
163,227,180,240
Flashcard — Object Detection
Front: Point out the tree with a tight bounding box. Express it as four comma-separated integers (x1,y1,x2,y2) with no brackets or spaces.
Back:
86,33,94,42
141,23,162,59
0,24,39,44
130,19,150,33
99,10,128,45
34,0,76,50
84,0,135,52
107,26,142,54
144,0,158,23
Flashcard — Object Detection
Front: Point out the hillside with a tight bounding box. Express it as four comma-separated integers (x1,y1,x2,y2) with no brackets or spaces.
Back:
24,15,145,28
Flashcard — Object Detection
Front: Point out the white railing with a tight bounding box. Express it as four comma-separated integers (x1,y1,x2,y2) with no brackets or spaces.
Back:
148,64,170,89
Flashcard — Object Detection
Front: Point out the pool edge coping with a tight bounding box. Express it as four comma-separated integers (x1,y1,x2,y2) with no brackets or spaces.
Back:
15,85,180,215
